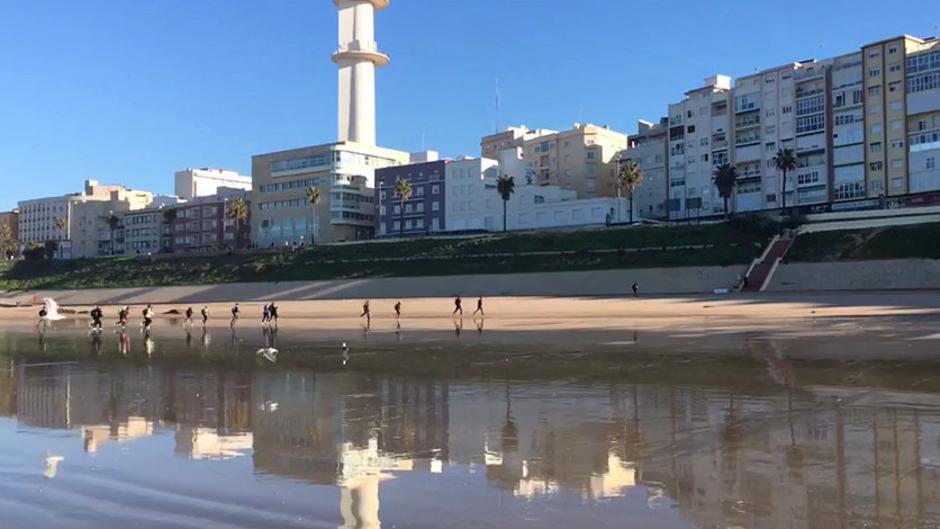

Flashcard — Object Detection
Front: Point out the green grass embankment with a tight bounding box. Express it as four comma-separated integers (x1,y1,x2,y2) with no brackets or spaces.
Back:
0,223,765,291
786,222,940,262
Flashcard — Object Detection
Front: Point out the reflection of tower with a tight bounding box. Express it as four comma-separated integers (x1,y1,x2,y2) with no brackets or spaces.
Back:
339,480,380,529
333,0,390,146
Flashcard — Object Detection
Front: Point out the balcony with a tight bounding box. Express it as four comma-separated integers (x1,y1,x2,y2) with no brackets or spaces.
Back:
795,87,824,99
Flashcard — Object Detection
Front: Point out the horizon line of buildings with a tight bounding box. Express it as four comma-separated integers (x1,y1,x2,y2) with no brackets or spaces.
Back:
4,32,939,258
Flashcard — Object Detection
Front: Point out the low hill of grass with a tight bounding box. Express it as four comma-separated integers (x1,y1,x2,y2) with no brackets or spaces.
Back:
786,222,940,262
0,223,766,291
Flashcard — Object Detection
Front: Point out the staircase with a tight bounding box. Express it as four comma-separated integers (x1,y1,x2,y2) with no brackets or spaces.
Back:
743,235,795,292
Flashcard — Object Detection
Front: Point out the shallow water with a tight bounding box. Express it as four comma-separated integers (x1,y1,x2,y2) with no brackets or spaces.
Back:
1,323,940,528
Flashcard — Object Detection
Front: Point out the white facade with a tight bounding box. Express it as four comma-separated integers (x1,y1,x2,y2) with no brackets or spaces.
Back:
830,53,867,202
333,0,390,146
174,168,251,201
667,76,732,219
622,119,669,220
445,157,633,233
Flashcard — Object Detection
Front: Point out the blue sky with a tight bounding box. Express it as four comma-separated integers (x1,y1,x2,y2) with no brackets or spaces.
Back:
2,0,938,210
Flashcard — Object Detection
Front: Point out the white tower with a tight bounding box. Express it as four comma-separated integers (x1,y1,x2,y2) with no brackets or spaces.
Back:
332,0,390,146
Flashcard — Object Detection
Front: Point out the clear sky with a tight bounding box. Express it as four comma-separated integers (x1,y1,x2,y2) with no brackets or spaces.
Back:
2,0,938,210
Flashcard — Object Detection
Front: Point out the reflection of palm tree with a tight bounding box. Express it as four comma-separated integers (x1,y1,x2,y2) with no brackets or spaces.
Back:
502,383,518,453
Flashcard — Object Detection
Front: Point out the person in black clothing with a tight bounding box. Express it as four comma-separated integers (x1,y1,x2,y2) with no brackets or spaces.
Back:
230,303,240,327
632,282,639,298
360,301,371,324
473,297,484,316
184,306,194,327
142,305,154,330
453,296,463,316
394,301,402,319
90,305,103,330
201,306,209,326
269,302,279,326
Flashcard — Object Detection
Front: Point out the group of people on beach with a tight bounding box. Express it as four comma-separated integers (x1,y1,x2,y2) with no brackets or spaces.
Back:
45,295,488,333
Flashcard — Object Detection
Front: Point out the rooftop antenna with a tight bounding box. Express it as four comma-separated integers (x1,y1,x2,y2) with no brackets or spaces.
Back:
494,77,500,133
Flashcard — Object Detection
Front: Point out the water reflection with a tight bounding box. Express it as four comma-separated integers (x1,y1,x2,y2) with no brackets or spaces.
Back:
0,331,939,528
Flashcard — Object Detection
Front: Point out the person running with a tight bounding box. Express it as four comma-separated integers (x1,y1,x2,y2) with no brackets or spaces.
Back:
230,303,240,327
453,296,463,316
201,305,209,327
394,300,402,319
632,282,639,298
473,296,485,316
89,305,103,331
262,304,270,325
117,306,129,328
360,300,371,324
142,305,154,331
268,302,279,326
184,306,194,327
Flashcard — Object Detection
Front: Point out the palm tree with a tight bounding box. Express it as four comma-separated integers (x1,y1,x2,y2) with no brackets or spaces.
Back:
107,213,120,256
774,148,797,212
226,197,249,249
496,174,515,232
394,178,412,238
713,163,738,218
53,217,67,258
617,159,643,224
306,186,321,244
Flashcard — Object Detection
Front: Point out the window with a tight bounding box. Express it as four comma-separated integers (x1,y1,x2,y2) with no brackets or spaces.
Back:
890,139,903,150
870,142,882,153
869,161,883,171
782,105,792,114
889,63,902,73
889,81,901,93
928,157,936,170
796,114,825,134
870,105,881,115
907,71,940,94
868,86,881,97
432,185,440,194
890,101,903,112
891,120,902,131
431,201,440,211
889,46,898,54
869,68,881,78
686,125,695,134
890,158,903,169
871,124,882,134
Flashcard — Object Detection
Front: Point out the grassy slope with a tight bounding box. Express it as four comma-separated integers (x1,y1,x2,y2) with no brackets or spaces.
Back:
787,222,940,262
0,224,763,291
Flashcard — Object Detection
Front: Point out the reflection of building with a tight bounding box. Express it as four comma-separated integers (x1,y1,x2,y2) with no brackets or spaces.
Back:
175,427,253,460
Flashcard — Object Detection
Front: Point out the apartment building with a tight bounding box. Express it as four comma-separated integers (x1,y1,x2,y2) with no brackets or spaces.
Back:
175,168,252,200
374,158,447,237
0,210,18,247
122,207,172,255
666,75,733,219
172,192,250,253
863,36,940,197
445,156,499,232
830,52,868,203
17,180,153,258
251,142,409,246
521,123,628,198
621,119,669,220
480,126,556,161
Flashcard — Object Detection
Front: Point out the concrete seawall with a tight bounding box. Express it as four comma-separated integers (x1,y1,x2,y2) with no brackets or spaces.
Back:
767,259,940,291
0,266,746,306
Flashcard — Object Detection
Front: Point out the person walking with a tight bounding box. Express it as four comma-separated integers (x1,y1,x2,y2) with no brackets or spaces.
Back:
453,296,463,316
89,305,103,331
201,305,209,327
632,282,639,298
230,303,240,327
184,306,194,327
473,296,484,316
394,300,402,319
360,300,371,325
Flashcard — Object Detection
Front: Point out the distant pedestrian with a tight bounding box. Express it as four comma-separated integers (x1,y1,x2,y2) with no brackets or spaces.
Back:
632,282,639,298
230,303,240,327
453,296,463,316
89,305,103,331
473,296,484,316
142,305,155,330
360,300,371,324
394,300,402,319
262,304,270,325
269,302,279,325
201,306,209,327
184,306,194,327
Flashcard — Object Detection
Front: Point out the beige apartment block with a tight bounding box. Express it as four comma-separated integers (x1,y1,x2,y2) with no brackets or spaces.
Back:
251,141,409,246
862,35,940,198
480,126,556,161
520,123,628,198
